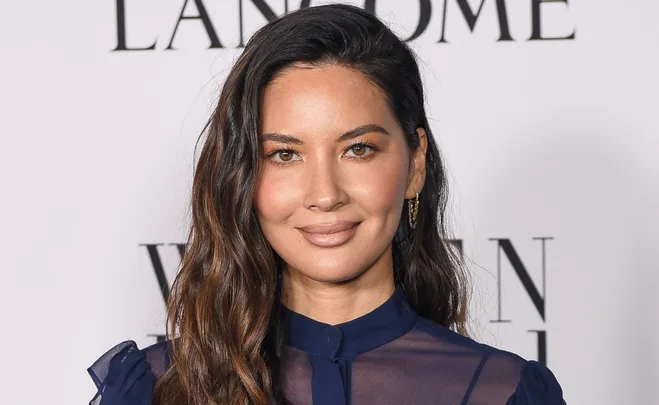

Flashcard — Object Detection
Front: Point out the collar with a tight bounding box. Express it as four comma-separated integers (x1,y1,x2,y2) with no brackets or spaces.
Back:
281,285,418,360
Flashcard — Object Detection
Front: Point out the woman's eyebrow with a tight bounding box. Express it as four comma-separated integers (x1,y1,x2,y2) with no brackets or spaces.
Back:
260,124,390,144
260,133,302,145
338,124,390,141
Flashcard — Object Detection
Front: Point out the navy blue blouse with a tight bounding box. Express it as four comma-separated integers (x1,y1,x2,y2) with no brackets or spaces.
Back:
88,287,565,404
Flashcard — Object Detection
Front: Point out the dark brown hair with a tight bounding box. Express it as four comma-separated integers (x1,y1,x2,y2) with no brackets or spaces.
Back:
154,4,469,405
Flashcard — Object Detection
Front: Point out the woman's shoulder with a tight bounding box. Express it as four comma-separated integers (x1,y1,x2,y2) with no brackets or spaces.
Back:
412,318,565,405
87,339,171,405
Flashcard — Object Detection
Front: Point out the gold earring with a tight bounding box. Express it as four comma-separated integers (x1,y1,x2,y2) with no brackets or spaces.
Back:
408,192,419,229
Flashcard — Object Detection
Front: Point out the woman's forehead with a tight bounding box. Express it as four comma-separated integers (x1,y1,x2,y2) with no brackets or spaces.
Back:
261,65,396,135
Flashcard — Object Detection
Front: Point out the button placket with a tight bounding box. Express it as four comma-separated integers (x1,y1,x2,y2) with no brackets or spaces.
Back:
310,326,347,405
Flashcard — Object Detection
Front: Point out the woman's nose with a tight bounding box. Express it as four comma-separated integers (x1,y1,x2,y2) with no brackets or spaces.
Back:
302,158,349,212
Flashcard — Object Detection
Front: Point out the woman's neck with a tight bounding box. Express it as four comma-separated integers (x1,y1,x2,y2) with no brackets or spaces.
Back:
280,248,396,325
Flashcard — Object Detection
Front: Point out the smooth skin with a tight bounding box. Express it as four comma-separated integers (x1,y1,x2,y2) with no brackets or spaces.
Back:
254,64,428,325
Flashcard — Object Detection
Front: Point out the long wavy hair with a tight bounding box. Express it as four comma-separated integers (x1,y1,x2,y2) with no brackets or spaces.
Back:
153,4,469,405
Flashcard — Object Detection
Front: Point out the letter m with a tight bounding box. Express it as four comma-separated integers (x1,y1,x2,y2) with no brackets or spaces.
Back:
440,0,513,42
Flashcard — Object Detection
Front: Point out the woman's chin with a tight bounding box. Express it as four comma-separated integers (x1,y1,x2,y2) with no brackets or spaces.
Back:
286,264,367,285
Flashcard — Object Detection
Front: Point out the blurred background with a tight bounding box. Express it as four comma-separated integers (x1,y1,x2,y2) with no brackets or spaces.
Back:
1,0,657,403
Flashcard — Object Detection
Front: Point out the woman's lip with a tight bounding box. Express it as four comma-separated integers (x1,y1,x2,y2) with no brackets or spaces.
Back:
297,221,360,234
298,222,359,248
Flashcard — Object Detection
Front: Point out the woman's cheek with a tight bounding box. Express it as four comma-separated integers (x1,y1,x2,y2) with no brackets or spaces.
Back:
347,155,409,212
255,168,302,221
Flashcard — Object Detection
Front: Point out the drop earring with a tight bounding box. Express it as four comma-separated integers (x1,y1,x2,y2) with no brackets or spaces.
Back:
408,192,419,229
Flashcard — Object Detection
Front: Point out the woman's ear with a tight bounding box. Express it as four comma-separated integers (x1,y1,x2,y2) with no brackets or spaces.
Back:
405,128,428,199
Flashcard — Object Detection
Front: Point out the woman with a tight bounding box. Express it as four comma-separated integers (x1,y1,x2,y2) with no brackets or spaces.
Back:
88,4,565,405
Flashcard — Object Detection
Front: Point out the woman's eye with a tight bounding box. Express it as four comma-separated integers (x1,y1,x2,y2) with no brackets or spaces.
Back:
351,145,367,155
345,144,374,157
270,149,301,163
277,151,295,161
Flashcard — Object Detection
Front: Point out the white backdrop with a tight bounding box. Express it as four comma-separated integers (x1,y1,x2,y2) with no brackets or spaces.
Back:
1,1,657,404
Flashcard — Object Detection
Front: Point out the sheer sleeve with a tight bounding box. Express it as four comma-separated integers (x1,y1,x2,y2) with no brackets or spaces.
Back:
463,351,565,405
505,360,565,405
87,340,166,405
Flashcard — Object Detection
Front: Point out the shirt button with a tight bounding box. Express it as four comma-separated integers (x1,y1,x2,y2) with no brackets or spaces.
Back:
319,326,343,361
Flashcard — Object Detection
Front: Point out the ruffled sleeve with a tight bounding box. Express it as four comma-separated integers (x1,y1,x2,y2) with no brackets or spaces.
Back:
506,360,566,405
87,341,156,405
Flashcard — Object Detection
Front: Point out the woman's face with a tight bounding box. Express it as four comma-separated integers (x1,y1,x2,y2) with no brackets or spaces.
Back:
255,64,426,285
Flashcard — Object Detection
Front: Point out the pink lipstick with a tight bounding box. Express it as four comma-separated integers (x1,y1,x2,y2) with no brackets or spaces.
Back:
297,221,360,248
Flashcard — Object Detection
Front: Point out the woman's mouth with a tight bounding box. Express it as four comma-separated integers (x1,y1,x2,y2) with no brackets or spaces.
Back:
297,221,360,248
